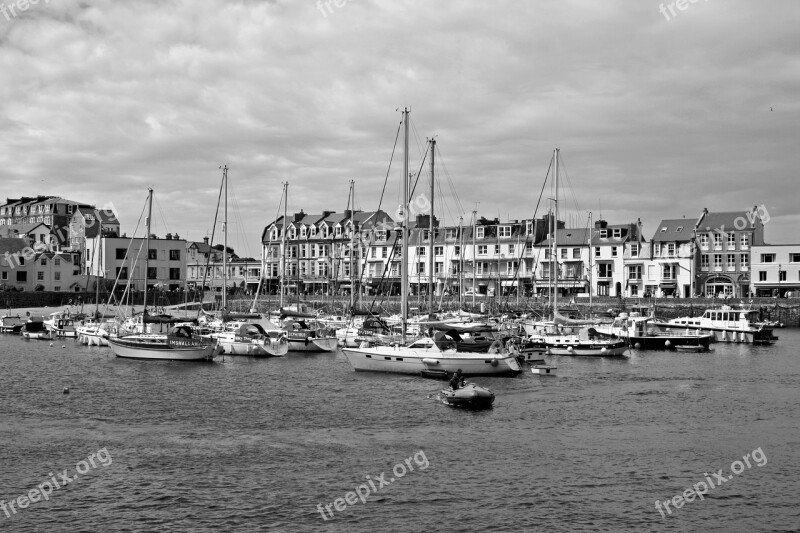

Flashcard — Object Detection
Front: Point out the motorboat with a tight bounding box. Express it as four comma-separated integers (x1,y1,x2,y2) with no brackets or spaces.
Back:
52,317,79,338
0,315,25,334
654,305,777,344
531,365,557,376
439,382,495,410
21,318,50,340
593,312,714,351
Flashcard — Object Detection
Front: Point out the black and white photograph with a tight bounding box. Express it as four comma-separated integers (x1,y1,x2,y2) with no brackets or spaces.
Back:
1,1,799,531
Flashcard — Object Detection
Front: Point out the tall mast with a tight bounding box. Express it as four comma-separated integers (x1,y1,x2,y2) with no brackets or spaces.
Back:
280,181,288,309
458,215,463,309
143,187,153,315
95,219,102,318
553,148,559,316
222,165,228,311
349,179,355,313
588,211,593,312
471,208,476,308
428,138,435,313
401,108,409,343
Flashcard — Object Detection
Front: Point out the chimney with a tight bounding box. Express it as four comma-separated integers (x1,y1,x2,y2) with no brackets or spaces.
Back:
322,210,333,218
293,210,305,223
203,236,209,245
344,209,353,219
166,233,172,240
594,219,608,229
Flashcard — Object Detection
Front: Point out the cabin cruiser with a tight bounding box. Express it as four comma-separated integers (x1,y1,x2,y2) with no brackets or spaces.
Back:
654,305,777,344
593,312,715,351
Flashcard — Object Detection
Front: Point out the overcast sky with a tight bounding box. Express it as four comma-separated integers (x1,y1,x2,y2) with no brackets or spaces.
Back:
1,0,798,258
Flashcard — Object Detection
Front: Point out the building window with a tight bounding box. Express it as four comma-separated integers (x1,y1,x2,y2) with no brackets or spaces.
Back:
0,272,6,280
613,228,621,238
611,246,618,258
508,244,516,256
759,271,767,281
453,246,460,257
170,249,181,261
17,271,27,282
41,258,47,266
760,253,776,263
741,234,749,248
727,232,736,249
382,247,388,258
37,272,44,280
790,253,800,263
476,227,485,239
300,226,307,238
598,263,612,277
148,249,158,260
19,257,25,266
727,254,736,270
779,270,787,281
572,248,580,259
560,248,567,259
54,272,61,281
741,254,749,269
595,247,600,258
628,265,642,280
700,234,709,249
630,243,639,257
445,228,458,240
662,264,675,280
371,248,377,259
701,255,709,270
599,229,608,238
117,267,128,279
147,267,157,280
435,262,444,274
434,246,444,256
714,254,722,270
169,268,181,280
417,247,426,256
416,262,425,274
667,243,675,257
499,226,511,238
478,245,487,256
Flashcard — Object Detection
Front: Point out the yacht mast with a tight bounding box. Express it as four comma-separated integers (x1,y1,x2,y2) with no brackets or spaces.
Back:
458,215,463,309
428,138,435,314
222,165,228,312
280,181,288,310
553,149,559,318
349,179,355,313
401,108,409,343
143,187,153,316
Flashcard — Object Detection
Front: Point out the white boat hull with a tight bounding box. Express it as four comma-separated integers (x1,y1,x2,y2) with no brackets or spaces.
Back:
218,337,289,357
341,345,522,376
287,336,338,352
108,335,218,361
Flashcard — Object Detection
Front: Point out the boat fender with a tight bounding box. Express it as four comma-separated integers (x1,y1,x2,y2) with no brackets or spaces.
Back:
665,340,672,348
304,337,309,346
634,342,641,350
422,358,440,365
491,358,498,367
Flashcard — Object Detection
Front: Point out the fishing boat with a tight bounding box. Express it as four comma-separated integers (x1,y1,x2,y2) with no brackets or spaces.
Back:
52,317,79,338
107,188,218,362
439,382,495,409
282,316,339,352
654,305,777,344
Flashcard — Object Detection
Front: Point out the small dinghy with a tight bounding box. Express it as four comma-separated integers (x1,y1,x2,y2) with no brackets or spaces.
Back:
531,365,557,376
420,369,451,380
439,382,495,410
674,345,708,353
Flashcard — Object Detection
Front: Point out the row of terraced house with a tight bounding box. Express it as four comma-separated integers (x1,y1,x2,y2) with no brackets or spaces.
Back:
260,205,797,299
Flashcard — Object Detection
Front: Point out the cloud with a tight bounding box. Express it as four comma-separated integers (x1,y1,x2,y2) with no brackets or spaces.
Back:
1,0,798,257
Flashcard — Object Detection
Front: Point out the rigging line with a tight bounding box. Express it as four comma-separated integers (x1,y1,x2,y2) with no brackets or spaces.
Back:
377,119,403,212
107,192,148,314
434,145,466,218
408,147,429,201
196,174,225,315
500,155,553,309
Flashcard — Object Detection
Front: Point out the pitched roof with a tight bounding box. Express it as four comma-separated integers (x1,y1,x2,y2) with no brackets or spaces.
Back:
696,211,758,232
539,228,592,247
652,219,694,242
0,237,29,256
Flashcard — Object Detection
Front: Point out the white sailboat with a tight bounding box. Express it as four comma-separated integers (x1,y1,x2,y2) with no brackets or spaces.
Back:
342,109,522,376
107,188,219,361
533,149,628,357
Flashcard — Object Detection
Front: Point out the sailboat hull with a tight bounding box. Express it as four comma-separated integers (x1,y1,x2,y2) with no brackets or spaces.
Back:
108,335,218,361
342,345,522,376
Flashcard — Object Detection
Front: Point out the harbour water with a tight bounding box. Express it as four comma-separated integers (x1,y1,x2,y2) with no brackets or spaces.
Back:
1,332,799,532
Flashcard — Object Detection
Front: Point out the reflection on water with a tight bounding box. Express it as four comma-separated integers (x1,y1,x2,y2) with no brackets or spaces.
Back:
1,331,799,532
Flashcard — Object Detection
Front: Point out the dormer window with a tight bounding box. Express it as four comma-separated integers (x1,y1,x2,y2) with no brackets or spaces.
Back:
613,228,621,238
476,227,485,239
499,226,511,238
599,229,607,238
660,227,667,233
300,226,307,238
676,226,683,232
335,226,342,237
310,226,317,237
